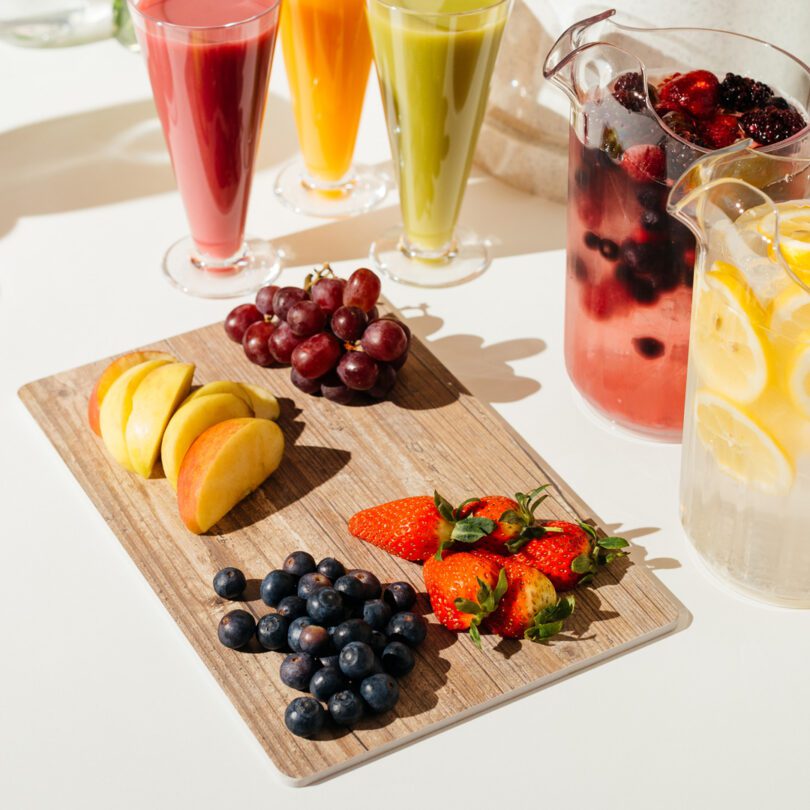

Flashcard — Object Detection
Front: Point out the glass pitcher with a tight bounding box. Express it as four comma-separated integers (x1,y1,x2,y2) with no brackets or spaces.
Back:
669,143,810,606
543,9,810,440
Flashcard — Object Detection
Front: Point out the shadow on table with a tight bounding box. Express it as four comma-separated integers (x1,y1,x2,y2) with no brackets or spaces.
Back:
0,93,297,240
275,169,567,267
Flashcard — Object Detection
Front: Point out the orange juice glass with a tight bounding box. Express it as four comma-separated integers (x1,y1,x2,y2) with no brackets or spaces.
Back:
275,0,387,217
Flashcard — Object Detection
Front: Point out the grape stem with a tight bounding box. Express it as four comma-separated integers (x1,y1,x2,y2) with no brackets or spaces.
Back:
304,263,336,292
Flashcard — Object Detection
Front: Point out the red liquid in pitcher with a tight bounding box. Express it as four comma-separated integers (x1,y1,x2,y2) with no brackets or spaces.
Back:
565,69,807,439
137,0,279,260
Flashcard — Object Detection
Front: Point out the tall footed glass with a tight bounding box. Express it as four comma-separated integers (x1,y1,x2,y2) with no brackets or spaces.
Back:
129,0,281,298
670,143,810,606
367,0,511,287
544,9,810,440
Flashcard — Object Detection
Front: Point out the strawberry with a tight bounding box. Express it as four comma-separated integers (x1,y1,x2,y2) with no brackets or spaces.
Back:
348,492,496,562
423,551,507,647
473,552,572,640
698,113,740,149
657,70,719,119
621,144,666,183
512,520,629,591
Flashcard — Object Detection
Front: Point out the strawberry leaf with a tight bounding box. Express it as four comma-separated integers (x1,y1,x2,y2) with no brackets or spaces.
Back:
434,491,456,524
598,536,630,549
468,622,483,649
577,521,598,540
492,567,509,603
499,509,526,527
450,516,496,544
455,598,483,613
524,596,575,642
571,553,595,574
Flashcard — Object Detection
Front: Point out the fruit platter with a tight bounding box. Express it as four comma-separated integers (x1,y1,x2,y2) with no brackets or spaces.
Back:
19,266,679,784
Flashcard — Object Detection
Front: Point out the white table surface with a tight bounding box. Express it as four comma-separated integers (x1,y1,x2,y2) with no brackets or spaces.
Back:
1,35,808,810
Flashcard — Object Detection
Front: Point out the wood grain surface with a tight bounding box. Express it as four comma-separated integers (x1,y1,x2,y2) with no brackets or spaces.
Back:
19,320,680,784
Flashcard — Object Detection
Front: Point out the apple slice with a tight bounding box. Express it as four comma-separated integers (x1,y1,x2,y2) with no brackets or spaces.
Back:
184,380,253,410
125,361,195,478
177,417,284,534
99,359,173,470
160,392,252,489
88,350,175,436
239,382,281,421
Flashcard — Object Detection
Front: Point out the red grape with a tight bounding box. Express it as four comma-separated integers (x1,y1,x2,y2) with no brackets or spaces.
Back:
290,367,322,395
268,322,304,364
272,287,309,321
224,303,263,343
255,284,279,316
310,277,346,315
343,267,381,312
368,363,397,399
287,300,327,337
321,380,355,404
291,333,342,379
367,305,380,323
242,321,276,367
337,351,379,391
361,319,408,362
331,306,367,342
382,316,411,342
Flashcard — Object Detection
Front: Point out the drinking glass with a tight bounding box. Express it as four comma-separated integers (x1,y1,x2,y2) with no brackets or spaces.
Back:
274,0,387,218
129,0,281,298
366,0,511,287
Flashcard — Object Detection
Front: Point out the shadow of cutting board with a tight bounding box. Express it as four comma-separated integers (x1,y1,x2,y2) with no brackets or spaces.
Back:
18,320,682,785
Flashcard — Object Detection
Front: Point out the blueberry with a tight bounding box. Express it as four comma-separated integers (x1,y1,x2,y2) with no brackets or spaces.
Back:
572,255,589,282
282,550,316,577
277,595,308,620
288,616,314,652
382,582,417,612
217,610,256,649
632,336,666,359
309,666,348,701
285,696,326,738
386,612,427,647
256,613,290,651
345,569,382,600
334,574,366,604
328,690,364,727
212,567,246,600
332,619,373,650
297,572,332,599
627,274,658,304
316,557,345,581
280,652,319,691
306,588,345,626
381,641,415,677
362,599,392,631
369,630,387,657
640,209,665,231
359,673,400,714
584,231,600,250
298,624,334,657
319,654,340,669
338,641,376,680
598,238,619,260
637,185,666,211
260,570,297,606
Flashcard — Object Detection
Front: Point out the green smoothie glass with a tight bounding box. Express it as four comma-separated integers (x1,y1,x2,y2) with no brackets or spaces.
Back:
367,0,511,287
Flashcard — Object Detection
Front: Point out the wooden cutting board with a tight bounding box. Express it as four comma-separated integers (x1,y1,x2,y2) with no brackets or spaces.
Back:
18,320,680,785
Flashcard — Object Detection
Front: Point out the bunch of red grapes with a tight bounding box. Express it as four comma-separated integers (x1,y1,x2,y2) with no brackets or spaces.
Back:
223,266,411,404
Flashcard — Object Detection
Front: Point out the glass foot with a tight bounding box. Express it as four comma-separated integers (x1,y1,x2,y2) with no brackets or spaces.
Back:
370,226,490,288
274,157,388,218
162,235,281,299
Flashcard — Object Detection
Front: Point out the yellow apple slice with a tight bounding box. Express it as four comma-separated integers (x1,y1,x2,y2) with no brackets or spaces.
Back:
184,380,253,410
88,350,175,436
177,417,284,534
160,392,252,489
239,382,280,421
125,361,196,478
99,359,172,470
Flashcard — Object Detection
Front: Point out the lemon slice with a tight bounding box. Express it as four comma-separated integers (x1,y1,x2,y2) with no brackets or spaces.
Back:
770,283,810,343
694,390,794,494
788,343,810,418
692,263,768,403
745,202,810,282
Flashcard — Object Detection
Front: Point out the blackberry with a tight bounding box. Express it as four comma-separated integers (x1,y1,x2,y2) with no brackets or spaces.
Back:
612,71,647,112
740,105,806,145
769,97,790,110
632,337,666,359
718,73,772,112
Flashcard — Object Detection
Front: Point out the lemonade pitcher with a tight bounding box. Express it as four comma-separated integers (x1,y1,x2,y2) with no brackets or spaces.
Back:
669,144,810,606
544,9,810,440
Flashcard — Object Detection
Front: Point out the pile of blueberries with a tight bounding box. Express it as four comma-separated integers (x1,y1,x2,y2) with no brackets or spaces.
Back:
212,550,427,739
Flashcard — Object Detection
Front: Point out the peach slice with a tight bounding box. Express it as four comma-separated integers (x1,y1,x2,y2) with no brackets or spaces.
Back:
99,358,172,470
125,362,195,478
239,382,281,421
177,417,284,534
88,350,174,436
160,392,252,489
184,380,253,410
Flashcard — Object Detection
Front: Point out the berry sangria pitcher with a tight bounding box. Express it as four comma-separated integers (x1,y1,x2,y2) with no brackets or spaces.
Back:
669,145,810,605
544,9,810,439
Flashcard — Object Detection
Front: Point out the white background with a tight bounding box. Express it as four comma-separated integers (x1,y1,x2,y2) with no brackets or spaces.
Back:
1,11,809,810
